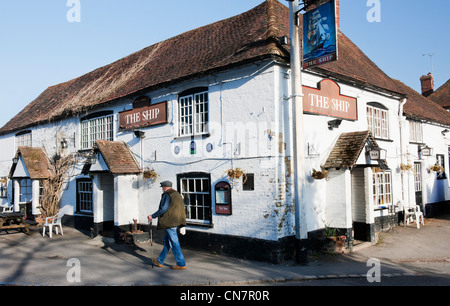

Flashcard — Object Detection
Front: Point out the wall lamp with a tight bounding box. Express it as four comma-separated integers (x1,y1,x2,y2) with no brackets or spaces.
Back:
134,130,146,139
419,145,433,157
367,147,387,161
87,156,97,165
61,139,68,149
328,119,342,130
442,129,449,136
12,157,19,164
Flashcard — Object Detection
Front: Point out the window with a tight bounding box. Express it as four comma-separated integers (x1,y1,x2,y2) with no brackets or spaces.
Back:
77,179,93,214
373,171,392,207
81,112,114,149
15,131,32,148
367,103,389,139
243,173,255,191
409,121,423,143
414,163,422,193
178,173,211,225
0,178,7,198
19,179,32,203
178,88,209,137
436,154,446,180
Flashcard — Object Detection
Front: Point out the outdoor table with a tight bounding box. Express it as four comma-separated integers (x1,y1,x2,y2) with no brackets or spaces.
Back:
0,212,30,235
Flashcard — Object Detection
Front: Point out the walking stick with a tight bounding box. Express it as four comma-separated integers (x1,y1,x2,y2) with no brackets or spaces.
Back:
149,219,154,268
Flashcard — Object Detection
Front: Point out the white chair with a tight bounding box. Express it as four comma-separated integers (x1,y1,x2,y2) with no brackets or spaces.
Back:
42,212,64,238
398,201,424,229
0,204,13,213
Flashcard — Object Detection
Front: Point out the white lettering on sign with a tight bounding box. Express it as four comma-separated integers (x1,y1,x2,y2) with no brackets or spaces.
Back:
302,79,358,121
119,101,167,130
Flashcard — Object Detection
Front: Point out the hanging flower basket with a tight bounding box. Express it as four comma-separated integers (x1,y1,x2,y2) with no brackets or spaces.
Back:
226,168,244,180
430,164,444,172
400,163,413,172
311,169,328,180
226,168,247,189
143,168,159,181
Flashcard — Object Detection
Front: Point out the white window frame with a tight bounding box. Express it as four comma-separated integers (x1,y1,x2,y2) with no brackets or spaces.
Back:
414,163,422,193
77,180,93,214
179,175,211,225
15,131,32,148
178,91,209,137
409,120,423,143
373,171,392,208
0,178,7,198
19,178,32,203
367,104,389,139
81,114,114,149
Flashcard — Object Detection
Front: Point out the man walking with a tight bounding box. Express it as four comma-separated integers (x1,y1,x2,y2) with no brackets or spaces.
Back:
148,181,187,270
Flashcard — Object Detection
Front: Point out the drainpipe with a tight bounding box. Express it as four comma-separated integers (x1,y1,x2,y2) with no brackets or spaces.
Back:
288,0,307,262
398,98,407,201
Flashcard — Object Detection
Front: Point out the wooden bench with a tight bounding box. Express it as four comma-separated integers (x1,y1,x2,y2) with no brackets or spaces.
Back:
0,212,30,235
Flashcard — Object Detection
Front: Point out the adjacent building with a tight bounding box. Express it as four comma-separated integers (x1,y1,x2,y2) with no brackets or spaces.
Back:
1,0,449,262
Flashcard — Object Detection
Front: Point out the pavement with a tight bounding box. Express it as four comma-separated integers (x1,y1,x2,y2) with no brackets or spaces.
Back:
0,214,449,286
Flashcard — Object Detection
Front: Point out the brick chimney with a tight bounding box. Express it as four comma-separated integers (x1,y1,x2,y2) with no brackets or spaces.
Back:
420,73,434,97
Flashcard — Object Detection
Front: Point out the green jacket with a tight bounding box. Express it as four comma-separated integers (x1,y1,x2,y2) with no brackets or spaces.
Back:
155,189,186,230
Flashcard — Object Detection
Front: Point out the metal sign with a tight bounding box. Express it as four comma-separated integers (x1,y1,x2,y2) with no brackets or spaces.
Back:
303,0,338,69
302,79,357,121
119,101,168,130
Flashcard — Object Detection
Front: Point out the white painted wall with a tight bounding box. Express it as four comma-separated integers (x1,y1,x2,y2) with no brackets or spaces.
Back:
0,59,449,243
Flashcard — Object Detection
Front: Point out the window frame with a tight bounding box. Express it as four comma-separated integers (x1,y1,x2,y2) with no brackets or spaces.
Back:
18,178,32,203
372,170,392,208
80,111,114,150
178,88,209,137
409,120,423,143
15,130,32,148
0,178,7,198
76,178,93,214
436,154,447,180
177,172,212,226
367,103,389,140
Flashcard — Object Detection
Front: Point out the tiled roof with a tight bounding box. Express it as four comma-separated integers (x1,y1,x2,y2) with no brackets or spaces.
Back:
315,31,404,96
429,79,450,109
10,147,51,179
392,79,450,125
91,140,141,175
323,130,378,169
0,0,289,135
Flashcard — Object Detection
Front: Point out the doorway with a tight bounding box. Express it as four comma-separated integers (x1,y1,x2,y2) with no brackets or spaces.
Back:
414,162,423,207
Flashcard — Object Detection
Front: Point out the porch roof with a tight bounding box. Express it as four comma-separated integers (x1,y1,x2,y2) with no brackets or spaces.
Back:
323,130,378,170
9,147,52,179
85,140,142,175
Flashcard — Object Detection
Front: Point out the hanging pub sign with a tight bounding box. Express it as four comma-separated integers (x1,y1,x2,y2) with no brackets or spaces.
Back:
302,79,358,121
119,101,168,130
303,0,338,69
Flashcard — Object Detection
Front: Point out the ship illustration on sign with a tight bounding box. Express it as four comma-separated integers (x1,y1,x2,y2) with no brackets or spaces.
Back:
306,9,331,52
303,0,338,69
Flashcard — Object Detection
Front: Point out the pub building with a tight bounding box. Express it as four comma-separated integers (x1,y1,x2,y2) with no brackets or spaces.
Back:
1,0,450,263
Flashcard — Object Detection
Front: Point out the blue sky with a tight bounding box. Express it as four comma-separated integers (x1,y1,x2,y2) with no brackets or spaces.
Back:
0,0,449,128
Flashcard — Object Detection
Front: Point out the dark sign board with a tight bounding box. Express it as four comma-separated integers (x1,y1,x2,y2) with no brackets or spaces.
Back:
303,0,338,69
119,101,168,130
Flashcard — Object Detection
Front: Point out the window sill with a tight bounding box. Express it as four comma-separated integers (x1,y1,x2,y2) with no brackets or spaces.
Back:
186,221,214,228
174,133,210,141
373,137,393,143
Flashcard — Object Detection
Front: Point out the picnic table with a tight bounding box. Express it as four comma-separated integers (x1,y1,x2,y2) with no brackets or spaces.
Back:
0,212,30,235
